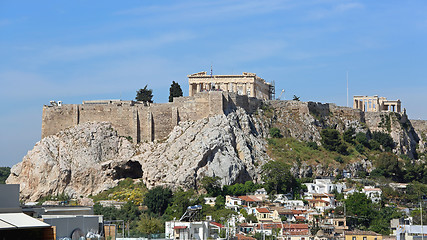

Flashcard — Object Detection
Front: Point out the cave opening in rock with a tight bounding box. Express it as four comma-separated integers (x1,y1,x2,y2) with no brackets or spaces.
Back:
113,160,143,180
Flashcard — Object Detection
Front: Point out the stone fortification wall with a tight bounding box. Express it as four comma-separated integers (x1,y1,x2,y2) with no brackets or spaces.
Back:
41,91,261,142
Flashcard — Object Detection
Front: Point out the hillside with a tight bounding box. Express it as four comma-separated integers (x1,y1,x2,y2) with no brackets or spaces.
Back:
6,99,427,201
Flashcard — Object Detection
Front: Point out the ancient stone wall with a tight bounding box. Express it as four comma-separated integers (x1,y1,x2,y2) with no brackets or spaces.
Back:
41,91,261,142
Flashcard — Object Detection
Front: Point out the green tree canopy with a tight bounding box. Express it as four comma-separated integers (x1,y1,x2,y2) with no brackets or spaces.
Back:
320,128,347,154
201,176,222,197
136,85,153,103
371,131,395,152
343,128,355,144
269,127,283,138
143,186,172,216
370,152,403,181
164,189,199,220
0,167,10,184
137,214,164,235
261,161,299,195
169,81,183,102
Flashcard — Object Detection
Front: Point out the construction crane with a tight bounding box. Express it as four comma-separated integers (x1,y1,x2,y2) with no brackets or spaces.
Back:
276,89,285,100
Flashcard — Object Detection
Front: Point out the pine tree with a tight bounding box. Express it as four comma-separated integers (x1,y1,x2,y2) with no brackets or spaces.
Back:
169,81,183,102
136,85,153,103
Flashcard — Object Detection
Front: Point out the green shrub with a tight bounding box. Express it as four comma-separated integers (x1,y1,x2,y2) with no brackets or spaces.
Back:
355,144,365,154
335,156,344,163
343,128,356,144
320,128,341,151
355,132,369,147
269,127,283,138
371,131,395,151
369,140,381,151
307,141,318,150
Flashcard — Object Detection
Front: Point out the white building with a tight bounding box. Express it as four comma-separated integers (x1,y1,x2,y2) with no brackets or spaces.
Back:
283,200,306,210
225,195,243,211
362,187,382,203
165,221,223,240
304,179,346,195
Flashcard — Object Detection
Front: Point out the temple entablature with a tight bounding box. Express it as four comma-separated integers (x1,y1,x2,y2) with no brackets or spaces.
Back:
188,71,273,100
353,95,401,113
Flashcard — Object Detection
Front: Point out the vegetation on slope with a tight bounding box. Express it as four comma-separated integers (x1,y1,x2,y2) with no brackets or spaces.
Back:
0,167,10,184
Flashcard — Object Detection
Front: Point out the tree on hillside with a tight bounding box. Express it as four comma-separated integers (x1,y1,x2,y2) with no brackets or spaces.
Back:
370,152,403,181
169,81,183,102
262,161,299,195
0,167,10,184
201,176,222,197
345,192,375,229
164,189,199,219
137,215,164,235
320,128,348,155
143,186,172,216
136,85,153,103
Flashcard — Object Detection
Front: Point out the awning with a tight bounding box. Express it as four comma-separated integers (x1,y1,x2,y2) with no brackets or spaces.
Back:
173,226,188,229
0,213,50,229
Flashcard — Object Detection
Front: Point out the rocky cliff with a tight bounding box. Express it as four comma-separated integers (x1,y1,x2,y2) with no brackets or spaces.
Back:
7,108,270,201
7,100,426,201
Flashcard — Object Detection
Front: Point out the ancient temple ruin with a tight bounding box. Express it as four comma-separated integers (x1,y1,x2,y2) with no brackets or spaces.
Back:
353,95,401,113
188,72,273,100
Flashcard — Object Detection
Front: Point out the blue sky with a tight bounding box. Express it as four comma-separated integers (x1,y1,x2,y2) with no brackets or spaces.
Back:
1,0,427,167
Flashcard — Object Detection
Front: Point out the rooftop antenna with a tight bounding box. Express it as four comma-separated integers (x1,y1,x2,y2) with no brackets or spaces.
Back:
346,71,349,107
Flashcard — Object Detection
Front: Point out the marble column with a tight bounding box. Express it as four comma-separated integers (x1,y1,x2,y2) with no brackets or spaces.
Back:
196,83,201,93
189,83,194,96
250,83,255,97
243,83,247,95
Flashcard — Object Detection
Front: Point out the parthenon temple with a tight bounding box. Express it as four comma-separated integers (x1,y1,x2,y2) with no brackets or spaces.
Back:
353,95,401,113
188,72,273,100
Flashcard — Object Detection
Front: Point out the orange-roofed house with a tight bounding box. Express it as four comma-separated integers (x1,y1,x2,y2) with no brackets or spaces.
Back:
255,208,273,222
283,223,310,240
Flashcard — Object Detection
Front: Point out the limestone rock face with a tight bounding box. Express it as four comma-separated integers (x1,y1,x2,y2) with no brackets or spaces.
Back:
411,120,427,156
6,122,137,201
132,108,269,189
7,109,270,201
364,112,420,158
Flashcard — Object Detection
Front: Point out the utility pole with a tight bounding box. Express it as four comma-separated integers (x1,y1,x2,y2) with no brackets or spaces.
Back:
421,200,424,240
346,71,349,107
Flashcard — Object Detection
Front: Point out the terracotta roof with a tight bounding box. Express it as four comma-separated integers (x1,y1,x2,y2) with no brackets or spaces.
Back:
295,216,306,220
345,230,381,236
239,223,255,227
255,223,283,229
210,222,224,228
283,224,309,229
291,210,303,214
284,230,310,236
364,188,382,191
236,233,257,240
173,226,187,229
256,208,270,213
239,195,261,202
312,193,335,197
307,199,329,203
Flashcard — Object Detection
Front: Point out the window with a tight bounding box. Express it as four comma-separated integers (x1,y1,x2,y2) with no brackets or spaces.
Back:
352,237,356,240
363,237,367,240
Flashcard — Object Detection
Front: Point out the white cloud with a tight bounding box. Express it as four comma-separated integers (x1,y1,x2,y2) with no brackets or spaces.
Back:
38,32,195,63
306,1,363,20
